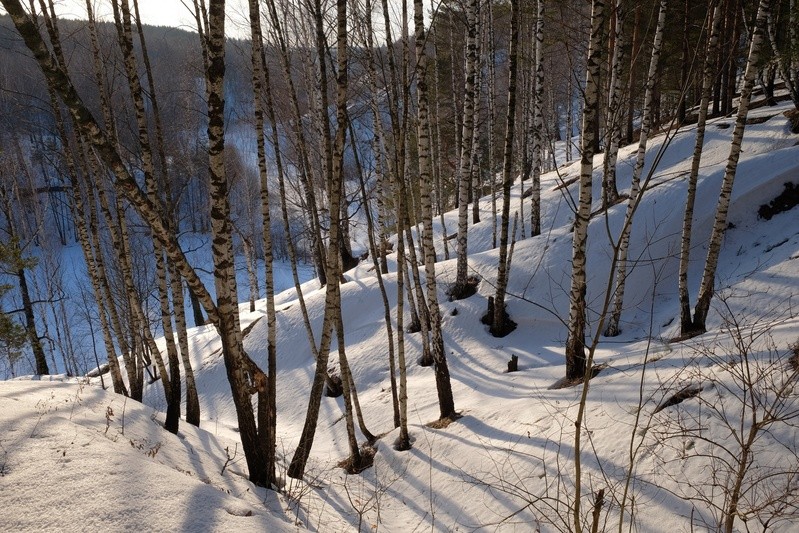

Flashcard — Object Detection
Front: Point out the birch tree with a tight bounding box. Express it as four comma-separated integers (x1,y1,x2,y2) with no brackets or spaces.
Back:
110,0,184,434
530,0,545,237
490,0,520,338
451,0,480,300
247,0,278,487
565,0,604,381
289,0,371,477
604,0,667,338
692,0,771,333
129,0,200,427
414,0,456,421
678,6,723,338
485,0,498,248
600,0,625,209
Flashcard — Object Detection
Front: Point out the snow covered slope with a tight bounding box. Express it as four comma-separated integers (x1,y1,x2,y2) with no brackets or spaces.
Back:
2,100,798,531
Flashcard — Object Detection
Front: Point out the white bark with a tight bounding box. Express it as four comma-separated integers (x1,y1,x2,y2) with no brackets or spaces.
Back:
678,6,723,337
694,0,771,331
565,0,604,381
491,0,519,336
414,0,456,420
601,0,625,208
530,0,544,237
453,0,479,297
605,0,667,338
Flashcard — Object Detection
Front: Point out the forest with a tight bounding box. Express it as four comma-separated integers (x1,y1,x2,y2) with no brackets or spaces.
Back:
1,0,799,531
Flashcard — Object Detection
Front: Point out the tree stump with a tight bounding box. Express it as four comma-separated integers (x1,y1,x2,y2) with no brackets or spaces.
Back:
507,354,518,373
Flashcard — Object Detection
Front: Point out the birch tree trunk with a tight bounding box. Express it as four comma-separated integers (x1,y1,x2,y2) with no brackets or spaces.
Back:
451,0,480,300
791,0,798,106
203,0,276,487
604,0,667,338
566,73,573,162
530,0,545,237
485,0,498,248
565,0,604,381
432,27,451,260
327,0,364,468
625,4,641,145
414,0,456,421
601,0,625,209
52,97,126,394
111,0,183,433
247,0,277,486
260,1,339,402
130,0,200,426
470,15,482,226
289,0,365,478
379,0,411,445
491,0,519,338
678,6,723,338
693,0,770,332
394,191,411,450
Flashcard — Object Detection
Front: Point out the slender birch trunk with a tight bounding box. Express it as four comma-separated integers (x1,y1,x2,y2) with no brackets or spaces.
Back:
626,4,641,145
470,9,482,226
450,7,463,211
51,92,127,393
431,28,451,260
485,0,498,247
379,0,410,442
565,0,605,381
111,0,182,433
414,0,456,421
567,72,573,162
530,0,545,237
693,0,770,332
604,0,667,338
288,0,364,478
678,6,723,337
452,0,480,299
394,188,411,450
328,0,364,468
601,0,625,209
790,0,798,106
247,0,278,486
130,0,200,426
491,0,519,337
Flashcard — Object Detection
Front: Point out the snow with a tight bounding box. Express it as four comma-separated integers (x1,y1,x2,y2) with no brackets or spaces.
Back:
2,100,799,531
0,380,305,531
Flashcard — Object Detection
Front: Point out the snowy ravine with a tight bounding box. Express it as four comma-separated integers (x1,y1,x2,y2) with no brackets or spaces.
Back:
2,100,799,532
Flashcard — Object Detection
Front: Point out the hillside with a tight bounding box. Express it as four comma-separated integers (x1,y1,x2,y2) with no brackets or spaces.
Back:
3,99,799,532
